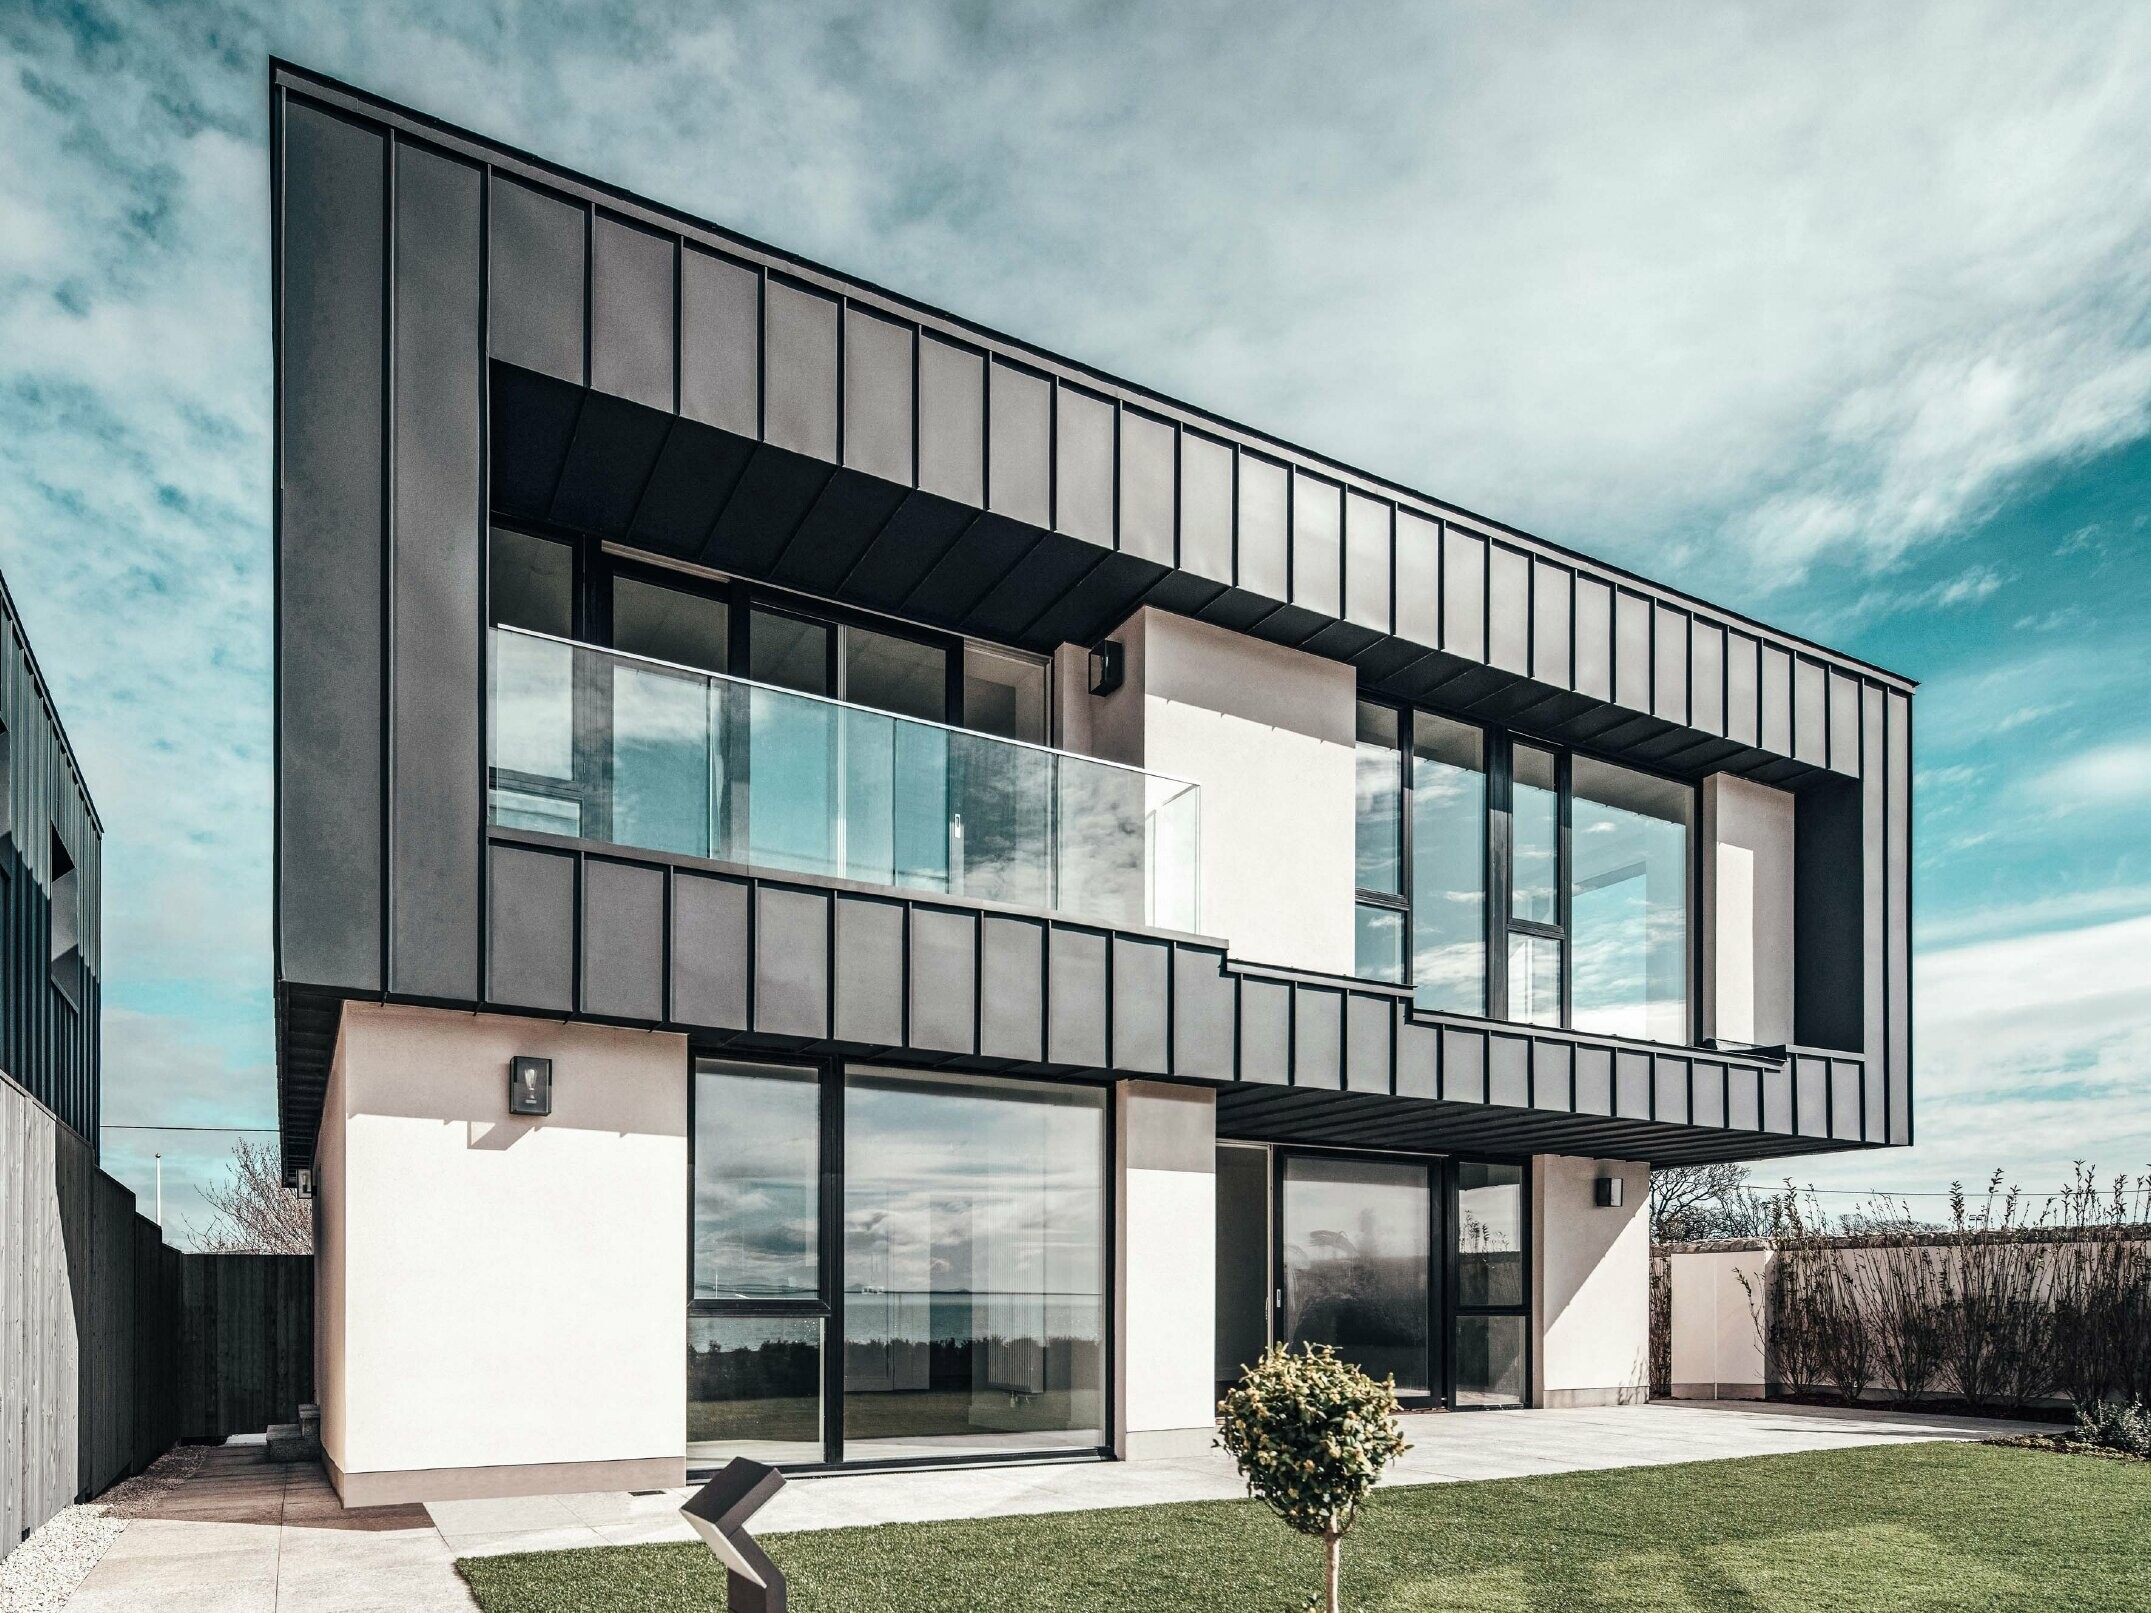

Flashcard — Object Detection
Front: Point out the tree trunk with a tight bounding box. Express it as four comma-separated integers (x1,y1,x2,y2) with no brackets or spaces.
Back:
1325,1530,1342,1613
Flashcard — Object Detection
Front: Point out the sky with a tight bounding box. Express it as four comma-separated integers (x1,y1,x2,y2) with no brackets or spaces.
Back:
2,1,2147,1240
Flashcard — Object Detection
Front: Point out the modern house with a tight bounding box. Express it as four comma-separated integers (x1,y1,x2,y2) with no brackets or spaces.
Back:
1,566,102,1146
270,64,1914,1507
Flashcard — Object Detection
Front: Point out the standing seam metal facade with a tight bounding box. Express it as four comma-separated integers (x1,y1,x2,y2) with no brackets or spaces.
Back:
270,63,1913,1177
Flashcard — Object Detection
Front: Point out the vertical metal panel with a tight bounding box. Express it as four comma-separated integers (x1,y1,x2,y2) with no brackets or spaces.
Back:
1119,411,1175,566
1691,621,1725,736
1793,1055,1829,1136
486,844,575,1010
1760,645,1793,755
1793,658,1828,766
834,894,905,1046
671,872,750,1029
1652,605,1688,724
1441,1027,1486,1104
1572,576,1613,701
1055,386,1115,547
1574,1046,1613,1115
1343,493,1391,631
1830,1061,1864,1141
1487,545,1530,676
389,141,482,1003
918,335,984,505
1727,1066,1761,1131
987,361,1052,528
1344,994,1392,1093
1861,682,1887,1101
1047,926,1108,1067
590,213,675,410
1531,1040,1572,1112
1488,1034,1529,1107
580,858,664,1021
1613,591,1652,713
1761,1065,1794,1135
908,907,977,1055
679,247,759,437
1173,947,1235,1081
1292,987,1342,1089
1531,560,1571,687
1394,509,1441,646
763,280,839,461
1726,632,1760,747
1691,1063,1727,1128
1614,1051,1650,1119
1237,978,1291,1085
1441,526,1486,660
1827,671,1861,777
979,915,1045,1063
1291,472,1342,617
1652,1056,1691,1125
842,307,914,486
1178,433,1234,584
755,886,831,1040
487,174,585,383
1886,689,1912,1144
1396,1018,1437,1099
1111,936,1170,1074
1236,453,1290,599
280,102,386,993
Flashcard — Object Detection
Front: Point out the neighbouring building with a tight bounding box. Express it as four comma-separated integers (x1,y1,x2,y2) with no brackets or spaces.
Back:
270,63,1915,1507
0,566,102,1145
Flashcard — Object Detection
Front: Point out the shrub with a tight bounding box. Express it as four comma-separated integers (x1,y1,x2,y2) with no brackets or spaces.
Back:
1216,1343,1408,1613
2072,1398,2151,1458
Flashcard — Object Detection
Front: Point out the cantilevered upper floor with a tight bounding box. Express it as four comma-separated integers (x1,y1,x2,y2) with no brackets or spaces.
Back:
270,62,1913,1177
0,568,103,1145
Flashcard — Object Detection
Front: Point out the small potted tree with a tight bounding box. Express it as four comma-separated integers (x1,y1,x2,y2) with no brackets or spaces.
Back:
1216,1343,1408,1613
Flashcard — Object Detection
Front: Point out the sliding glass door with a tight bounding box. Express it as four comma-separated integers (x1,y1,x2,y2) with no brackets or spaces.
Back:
688,1056,1109,1471
1279,1155,1435,1399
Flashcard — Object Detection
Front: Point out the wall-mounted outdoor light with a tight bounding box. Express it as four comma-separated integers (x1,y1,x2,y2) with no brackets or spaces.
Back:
508,1055,553,1117
1088,639,1125,697
681,1458,787,1611
1594,1175,1625,1209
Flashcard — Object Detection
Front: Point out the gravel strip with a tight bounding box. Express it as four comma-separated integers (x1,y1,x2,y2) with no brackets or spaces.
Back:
0,1445,211,1613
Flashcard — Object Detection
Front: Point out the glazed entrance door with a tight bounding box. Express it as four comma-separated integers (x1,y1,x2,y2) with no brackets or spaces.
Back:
1277,1155,1436,1400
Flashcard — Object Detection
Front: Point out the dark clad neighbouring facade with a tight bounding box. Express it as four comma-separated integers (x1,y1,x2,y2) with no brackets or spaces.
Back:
271,63,1914,1177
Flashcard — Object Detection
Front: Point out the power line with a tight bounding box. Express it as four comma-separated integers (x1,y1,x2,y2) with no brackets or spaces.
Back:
105,1124,279,1134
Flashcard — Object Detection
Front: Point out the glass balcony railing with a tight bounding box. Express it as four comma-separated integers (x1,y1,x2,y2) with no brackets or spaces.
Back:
488,627,1201,933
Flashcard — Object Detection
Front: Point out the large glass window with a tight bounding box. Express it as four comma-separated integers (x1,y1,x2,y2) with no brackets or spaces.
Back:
1454,1161,1527,1408
1280,1155,1431,1395
1353,703,1407,984
613,574,728,673
1410,714,1486,1014
1570,757,1692,1043
693,1061,821,1300
842,1069,1108,1459
688,1317,823,1467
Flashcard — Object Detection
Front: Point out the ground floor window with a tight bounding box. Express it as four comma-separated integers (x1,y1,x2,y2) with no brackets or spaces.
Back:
688,1057,1108,1470
1216,1144,1530,1410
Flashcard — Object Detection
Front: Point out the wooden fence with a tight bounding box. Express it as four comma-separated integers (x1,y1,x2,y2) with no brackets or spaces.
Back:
2,1069,313,1559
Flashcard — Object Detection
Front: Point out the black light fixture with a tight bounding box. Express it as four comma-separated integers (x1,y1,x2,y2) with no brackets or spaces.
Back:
1594,1175,1625,1209
508,1055,553,1116
1088,639,1125,697
681,1459,788,1611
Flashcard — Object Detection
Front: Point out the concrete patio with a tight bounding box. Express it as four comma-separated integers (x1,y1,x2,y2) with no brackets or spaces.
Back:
59,1401,2044,1609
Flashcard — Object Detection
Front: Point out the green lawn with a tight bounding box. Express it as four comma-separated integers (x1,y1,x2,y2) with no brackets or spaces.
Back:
457,1442,2151,1613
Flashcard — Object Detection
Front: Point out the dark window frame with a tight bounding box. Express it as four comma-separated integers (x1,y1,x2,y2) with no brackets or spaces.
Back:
1353,696,1699,1046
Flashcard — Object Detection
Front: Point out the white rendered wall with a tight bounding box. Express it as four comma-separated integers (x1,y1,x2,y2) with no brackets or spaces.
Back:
1701,774,1796,1047
1664,1247,1772,1399
318,1002,688,1500
1073,609,1356,975
1115,1081,1218,1458
1531,1156,1651,1407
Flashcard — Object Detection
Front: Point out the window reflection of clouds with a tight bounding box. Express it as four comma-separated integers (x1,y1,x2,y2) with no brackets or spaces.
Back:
693,1062,820,1300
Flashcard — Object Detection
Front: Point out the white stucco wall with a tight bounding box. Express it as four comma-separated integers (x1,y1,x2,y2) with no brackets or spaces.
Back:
1701,774,1796,1047
313,1039,347,1469
1664,1247,1772,1399
1532,1156,1651,1407
1115,1081,1218,1457
1069,608,1357,975
319,1002,688,1502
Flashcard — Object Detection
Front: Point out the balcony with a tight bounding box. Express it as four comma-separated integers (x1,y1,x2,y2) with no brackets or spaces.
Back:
488,628,1201,932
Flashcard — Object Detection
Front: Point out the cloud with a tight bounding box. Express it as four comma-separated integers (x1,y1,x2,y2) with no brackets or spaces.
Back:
2034,738,2151,811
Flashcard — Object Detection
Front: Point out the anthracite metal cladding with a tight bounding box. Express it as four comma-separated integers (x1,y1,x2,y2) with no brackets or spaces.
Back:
0,571,103,1145
269,62,1915,1173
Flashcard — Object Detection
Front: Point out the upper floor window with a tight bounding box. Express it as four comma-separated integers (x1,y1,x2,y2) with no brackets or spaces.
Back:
49,828,80,1008
1353,698,1692,1044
